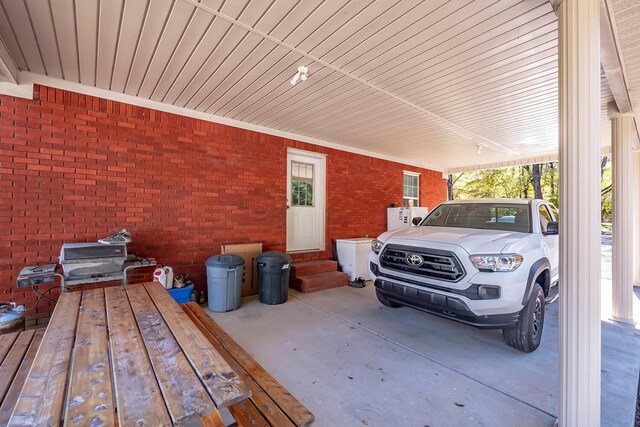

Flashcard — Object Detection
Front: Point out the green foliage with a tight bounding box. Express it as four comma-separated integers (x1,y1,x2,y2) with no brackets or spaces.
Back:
452,158,611,221
292,181,313,206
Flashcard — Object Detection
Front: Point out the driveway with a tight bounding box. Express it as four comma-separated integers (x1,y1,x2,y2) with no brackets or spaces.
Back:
209,239,640,426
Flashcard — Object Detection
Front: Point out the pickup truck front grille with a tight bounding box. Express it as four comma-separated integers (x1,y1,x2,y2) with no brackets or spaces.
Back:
380,244,465,282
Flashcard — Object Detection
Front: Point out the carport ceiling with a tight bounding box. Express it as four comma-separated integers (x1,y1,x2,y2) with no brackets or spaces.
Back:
0,0,615,171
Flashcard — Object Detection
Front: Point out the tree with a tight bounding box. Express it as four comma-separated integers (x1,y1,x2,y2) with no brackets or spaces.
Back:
452,157,611,224
531,164,542,199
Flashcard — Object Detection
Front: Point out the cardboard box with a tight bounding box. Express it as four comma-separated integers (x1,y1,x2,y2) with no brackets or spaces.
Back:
221,243,263,296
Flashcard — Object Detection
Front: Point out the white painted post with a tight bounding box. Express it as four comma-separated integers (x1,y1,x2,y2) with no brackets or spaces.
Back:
557,0,601,425
611,107,636,324
634,150,640,286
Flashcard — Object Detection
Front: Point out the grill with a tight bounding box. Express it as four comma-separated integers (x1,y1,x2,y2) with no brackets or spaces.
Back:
380,244,465,282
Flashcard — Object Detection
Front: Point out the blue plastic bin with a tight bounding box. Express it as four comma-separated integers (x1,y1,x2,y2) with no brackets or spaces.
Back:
168,284,194,304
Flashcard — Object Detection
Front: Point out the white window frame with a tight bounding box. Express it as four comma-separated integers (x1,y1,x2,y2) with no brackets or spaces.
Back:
403,171,420,207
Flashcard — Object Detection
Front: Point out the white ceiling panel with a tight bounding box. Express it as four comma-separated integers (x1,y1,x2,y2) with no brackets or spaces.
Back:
0,0,624,171
611,0,640,126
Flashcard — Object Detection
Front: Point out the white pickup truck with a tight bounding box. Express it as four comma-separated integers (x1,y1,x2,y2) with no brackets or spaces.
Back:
369,199,559,352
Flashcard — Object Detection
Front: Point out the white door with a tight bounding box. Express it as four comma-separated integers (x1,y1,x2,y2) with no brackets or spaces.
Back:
286,150,325,252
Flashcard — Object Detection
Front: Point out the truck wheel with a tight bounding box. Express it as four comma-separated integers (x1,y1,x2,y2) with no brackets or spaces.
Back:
376,290,401,308
503,283,545,352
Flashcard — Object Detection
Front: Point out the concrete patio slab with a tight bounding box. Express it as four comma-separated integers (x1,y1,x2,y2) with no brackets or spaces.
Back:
208,242,640,427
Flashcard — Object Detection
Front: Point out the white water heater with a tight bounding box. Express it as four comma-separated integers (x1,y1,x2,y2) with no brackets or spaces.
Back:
387,207,429,231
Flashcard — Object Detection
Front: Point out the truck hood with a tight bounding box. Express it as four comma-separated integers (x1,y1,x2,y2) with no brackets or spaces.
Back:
378,226,532,255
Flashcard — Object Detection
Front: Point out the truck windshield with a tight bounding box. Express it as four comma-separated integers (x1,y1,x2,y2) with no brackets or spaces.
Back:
421,203,531,233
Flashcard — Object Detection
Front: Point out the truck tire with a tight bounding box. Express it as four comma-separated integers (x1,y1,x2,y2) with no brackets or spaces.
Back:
503,283,545,352
376,289,401,308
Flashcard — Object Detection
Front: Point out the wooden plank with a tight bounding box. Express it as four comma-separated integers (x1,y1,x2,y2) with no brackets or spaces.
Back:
0,332,19,366
0,329,44,426
63,289,115,427
183,304,294,427
104,286,171,427
8,292,81,426
183,302,315,427
126,284,216,425
144,282,251,408
0,330,36,403
228,400,270,427
200,408,225,427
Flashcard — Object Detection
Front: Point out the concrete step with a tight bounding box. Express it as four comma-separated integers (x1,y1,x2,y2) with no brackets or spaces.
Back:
291,271,349,293
290,260,339,279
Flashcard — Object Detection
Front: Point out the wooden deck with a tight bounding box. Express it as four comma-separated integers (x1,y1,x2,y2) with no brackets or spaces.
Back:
4,282,251,426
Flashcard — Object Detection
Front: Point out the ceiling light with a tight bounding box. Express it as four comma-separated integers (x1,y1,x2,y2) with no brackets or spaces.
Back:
476,144,483,154
290,66,309,86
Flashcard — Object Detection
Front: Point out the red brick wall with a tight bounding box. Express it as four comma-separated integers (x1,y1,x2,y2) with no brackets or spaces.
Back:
1,85,447,319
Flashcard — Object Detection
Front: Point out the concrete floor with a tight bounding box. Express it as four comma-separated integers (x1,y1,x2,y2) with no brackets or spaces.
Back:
209,241,640,427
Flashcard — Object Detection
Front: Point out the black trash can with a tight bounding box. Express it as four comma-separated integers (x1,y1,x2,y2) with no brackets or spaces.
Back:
257,251,292,305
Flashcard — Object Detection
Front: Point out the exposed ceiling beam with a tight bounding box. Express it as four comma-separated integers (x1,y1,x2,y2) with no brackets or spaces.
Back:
0,36,17,84
178,0,521,157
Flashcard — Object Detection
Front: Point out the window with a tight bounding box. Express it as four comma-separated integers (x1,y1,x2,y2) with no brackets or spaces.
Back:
548,204,559,221
291,161,314,206
423,203,531,233
403,172,420,207
539,205,552,233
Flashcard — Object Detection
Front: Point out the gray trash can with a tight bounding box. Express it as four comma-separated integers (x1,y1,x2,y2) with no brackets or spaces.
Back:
205,254,245,312
257,251,292,305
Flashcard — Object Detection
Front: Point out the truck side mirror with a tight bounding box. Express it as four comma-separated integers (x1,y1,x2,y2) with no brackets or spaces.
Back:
412,217,422,226
545,221,558,235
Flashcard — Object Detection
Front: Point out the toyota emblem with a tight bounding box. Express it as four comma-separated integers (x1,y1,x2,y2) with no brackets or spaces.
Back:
406,254,424,267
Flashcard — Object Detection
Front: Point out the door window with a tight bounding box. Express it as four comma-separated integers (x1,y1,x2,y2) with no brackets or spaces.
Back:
291,161,314,207
539,205,552,233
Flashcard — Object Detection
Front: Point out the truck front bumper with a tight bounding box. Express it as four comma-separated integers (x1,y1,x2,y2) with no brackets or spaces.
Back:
374,278,520,329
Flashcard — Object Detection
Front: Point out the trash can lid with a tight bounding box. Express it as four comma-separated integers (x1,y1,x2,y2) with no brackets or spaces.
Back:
206,254,245,267
256,251,292,263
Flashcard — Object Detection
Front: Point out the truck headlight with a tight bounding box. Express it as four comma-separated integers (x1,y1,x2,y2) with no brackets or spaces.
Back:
470,254,523,272
371,239,384,254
